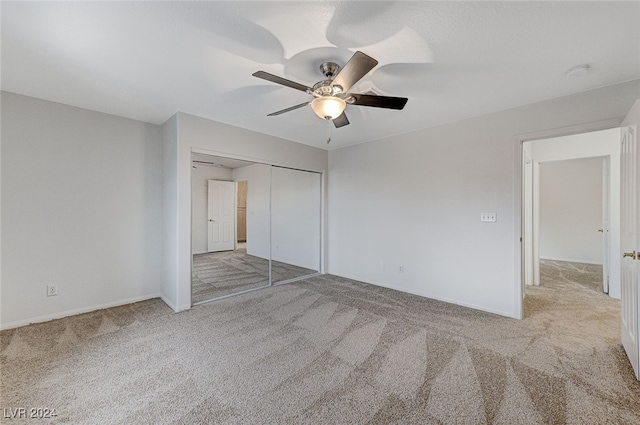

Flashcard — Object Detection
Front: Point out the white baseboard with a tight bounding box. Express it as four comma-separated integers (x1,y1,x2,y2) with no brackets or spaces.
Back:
175,304,191,312
159,294,178,311
0,294,162,330
159,294,192,313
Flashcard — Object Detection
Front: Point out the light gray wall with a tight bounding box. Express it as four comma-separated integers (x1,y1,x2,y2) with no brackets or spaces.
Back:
539,157,604,264
3,80,637,326
191,164,233,254
328,79,640,318
1,92,163,328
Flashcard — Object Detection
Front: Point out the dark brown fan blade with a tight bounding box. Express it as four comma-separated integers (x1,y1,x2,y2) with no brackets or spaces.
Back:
349,94,408,110
267,102,309,116
252,71,311,92
332,111,350,128
331,51,378,93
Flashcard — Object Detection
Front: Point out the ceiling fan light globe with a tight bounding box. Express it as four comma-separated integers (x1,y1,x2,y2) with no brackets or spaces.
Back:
311,97,346,120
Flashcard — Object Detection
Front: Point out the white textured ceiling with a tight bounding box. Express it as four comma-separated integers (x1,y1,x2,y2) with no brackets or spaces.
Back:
2,2,639,150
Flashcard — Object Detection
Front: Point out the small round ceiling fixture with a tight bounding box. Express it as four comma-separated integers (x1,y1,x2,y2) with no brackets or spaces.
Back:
566,64,590,77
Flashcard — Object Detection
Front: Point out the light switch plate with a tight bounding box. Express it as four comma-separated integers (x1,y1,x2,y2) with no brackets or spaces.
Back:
480,212,497,223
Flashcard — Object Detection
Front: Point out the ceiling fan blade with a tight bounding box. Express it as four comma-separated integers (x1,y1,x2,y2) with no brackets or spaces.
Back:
252,71,311,92
349,94,408,110
332,111,350,128
267,102,309,116
331,51,378,92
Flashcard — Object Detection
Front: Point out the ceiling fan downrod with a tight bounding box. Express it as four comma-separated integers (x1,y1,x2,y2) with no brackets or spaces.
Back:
319,62,340,79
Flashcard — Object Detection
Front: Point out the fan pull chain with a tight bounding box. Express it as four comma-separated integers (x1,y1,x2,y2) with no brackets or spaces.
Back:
325,118,331,144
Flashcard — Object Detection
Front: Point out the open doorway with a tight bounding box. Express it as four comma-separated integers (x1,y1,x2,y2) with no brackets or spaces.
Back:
522,127,621,317
538,156,607,292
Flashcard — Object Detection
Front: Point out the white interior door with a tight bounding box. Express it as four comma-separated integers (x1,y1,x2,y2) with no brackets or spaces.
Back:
207,180,236,253
620,100,640,380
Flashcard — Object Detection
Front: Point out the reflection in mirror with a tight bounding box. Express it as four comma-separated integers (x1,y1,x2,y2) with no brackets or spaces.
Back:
191,153,271,304
270,166,321,284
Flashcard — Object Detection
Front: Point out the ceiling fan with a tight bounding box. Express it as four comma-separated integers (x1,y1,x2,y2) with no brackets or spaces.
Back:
252,51,408,128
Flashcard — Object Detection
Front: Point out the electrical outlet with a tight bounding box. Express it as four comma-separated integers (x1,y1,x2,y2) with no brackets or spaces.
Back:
379,261,385,271
399,265,404,273
47,284,58,296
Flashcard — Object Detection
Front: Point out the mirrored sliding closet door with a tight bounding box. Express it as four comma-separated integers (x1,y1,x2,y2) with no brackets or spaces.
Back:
191,155,322,305
191,153,271,304
270,166,322,284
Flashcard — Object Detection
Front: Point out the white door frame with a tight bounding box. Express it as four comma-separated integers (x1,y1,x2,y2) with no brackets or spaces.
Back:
514,118,624,319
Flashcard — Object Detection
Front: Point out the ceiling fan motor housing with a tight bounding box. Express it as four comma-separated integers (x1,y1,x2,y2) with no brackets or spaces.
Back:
311,80,344,98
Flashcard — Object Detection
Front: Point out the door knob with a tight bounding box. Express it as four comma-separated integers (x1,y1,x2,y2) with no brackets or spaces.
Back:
598,229,604,233
208,219,215,222
623,251,637,259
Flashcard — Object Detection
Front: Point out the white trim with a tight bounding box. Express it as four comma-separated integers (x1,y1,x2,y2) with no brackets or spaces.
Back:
533,161,541,285
175,303,193,312
0,294,163,330
190,147,325,174
160,294,178,311
514,132,524,319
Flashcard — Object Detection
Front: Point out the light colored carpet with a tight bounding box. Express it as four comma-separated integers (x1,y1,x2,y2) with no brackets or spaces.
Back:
539,259,604,292
2,263,639,424
192,251,317,303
